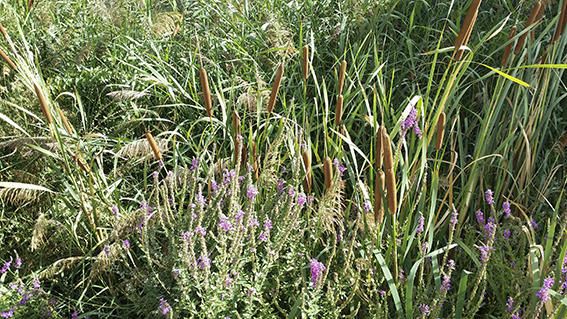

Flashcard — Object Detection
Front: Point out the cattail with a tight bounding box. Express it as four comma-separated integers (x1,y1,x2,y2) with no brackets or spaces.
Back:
335,94,344,126
453,0,482,61
34,83,53,124
145,131,162,161
323,157,333,191
302,147,312,193
73,153,91,173
252,141,259,180
0,47,16,70
385,168,397,214
338,60,347,95
515,1,543,54
374,170,385,225
199,67,213,118
552,0,567,43
375,126,385,170
28,0,34,9
382,129,394,171
501,26,517,66
436,112,446,151
267,63,284,114
302,45,309,81
232,110,241,135
234,134,241,164
0,24,9,41
57,108,74,135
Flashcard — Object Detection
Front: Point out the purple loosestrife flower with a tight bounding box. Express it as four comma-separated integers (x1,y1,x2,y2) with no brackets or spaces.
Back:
416,213,425,235
224,275,233,288
14,257,22,269
111,205,119,217
190,157,199,171
333,158,347,176
32,278,40,290
194,226,206,237
310,259,326,288
210,180,219,193
475,210,485,225
479,245,492,264
503,229,512,239
248,217,259,228
140,202,153,215
247,185,259,201
0,309,14,318
235,209,245,224
223,169,236,185
181,231,192,241
159,298,172,316
297,192,307,207
172,268,180,280
71,311,79,319
258,232,268,242
418,304,430,316
1,257,12,274
536,277,554,302
363,200,372,213
264,219,273,231
506,296,514,313
484,189,495,206
447,259,456,271
276,179,286,193
247,287,256,297
197,255,211,270
219,215,233,232
484,217,496,239
503,201,511,218
103,245,111,256
450,209,458,226
401,107,422,139
441,274,451,292
122,239,131,250
19,293,30,305
511,314,521,319
196,191,207,207
287,186,295,198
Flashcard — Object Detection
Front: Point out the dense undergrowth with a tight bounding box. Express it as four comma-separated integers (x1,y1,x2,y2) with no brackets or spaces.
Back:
0,0,566,318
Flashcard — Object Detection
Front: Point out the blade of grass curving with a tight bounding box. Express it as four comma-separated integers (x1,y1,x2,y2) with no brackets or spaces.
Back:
374,251,403,316
455,270,471,319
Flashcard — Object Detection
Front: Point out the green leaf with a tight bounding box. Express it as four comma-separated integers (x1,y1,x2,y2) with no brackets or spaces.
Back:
374,251,403,316
455,270,471,319
479,63,530,88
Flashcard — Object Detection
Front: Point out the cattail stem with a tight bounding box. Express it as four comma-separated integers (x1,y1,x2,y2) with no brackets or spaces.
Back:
374,170,385,225
453,0,482,61
335,95,344,126
515,1,542,54
436,112,446,151
0,47,16,70
199,67,213,118
323,157,333,191
145,131,162,161
267,63,284,114
376,127,385,170
302,45,309,81
302,148,312,193
34,83,53,124
338,60,347,95
501,26,517,66
552,0,567,43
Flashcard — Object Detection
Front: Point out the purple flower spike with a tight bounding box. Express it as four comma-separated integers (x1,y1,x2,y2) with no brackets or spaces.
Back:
71,311,79,319
297,192,307,207
122,239,131,250
0,309,14,318
276,179,286,193
484,189,495,206
219,215,233,232
479,245,492,263
194,226,206,237
418,304,430,316
506,296,514,313
333,158,347,176
503,201,511,218
258,232,268,242
536,277,554,302
450,209,458,226
247,185,259,201
159,298,172,316
190,157,199,171
440,274,451,292
503,229,512,239
197,255,211,270
310,258,326,288
416,213,425,235
363,200,372,213
401,107,422,139
475,210,485,226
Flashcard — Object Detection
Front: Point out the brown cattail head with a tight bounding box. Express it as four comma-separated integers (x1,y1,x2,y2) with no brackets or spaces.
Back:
145,131,162,161
199,67,213,118
374,170,385,224
385,168,397,214
232,110,241,136
552,0,567,43
453,0,482,61
501,26,517,66
338,60,347,95
323,157,333,191
382,129,394,170
267,63,284,114
435,112,446,151
515,1,543,54
28,0,34,10
335,94,344,126
57,108,75,135
0,47,16,70
34,83,53,124
302,147,312,193
0,24,9,42
234,134,242,164
375,126,385,170
302,45,310,81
